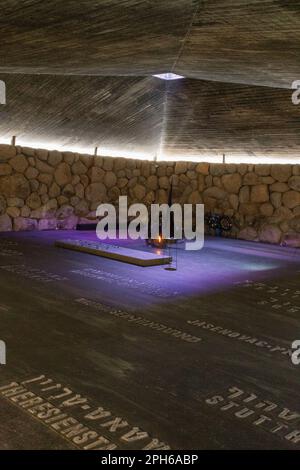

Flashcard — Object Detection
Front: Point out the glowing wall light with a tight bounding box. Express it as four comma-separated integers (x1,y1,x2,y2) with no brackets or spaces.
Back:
158,151,300,165
0,138,154,160
0,139,299,164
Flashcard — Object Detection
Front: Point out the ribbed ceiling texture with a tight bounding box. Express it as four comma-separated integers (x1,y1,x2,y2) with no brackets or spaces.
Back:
0,0,300,161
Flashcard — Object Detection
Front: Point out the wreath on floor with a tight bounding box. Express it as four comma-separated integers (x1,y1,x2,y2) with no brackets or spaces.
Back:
205,213,233,234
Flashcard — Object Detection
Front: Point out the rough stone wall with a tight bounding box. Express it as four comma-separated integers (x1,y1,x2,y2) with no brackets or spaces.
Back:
0,144,300,246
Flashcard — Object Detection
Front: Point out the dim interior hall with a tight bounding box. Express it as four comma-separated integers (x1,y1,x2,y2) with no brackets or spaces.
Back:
0,0,300,452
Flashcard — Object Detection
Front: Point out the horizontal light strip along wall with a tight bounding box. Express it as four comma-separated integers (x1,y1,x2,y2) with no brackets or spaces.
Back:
0,139,299,164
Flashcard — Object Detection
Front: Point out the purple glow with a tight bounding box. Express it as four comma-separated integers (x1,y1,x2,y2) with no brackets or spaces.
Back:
5,229,300,306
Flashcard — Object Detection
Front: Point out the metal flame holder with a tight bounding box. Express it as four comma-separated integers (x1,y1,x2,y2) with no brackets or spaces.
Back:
164,239,178,271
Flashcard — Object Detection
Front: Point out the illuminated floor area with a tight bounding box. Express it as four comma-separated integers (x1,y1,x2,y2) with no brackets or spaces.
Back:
0,231,300,450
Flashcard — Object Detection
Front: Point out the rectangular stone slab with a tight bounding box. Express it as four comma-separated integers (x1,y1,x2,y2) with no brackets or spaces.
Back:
55,239,172,267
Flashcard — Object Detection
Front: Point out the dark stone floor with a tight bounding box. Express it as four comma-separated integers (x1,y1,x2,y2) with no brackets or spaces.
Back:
0,230,300,450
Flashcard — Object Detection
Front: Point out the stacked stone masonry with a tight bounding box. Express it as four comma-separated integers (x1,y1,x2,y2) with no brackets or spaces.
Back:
0,144,300,247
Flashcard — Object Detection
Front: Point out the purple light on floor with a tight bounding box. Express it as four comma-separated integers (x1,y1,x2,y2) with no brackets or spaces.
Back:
9,229,300,306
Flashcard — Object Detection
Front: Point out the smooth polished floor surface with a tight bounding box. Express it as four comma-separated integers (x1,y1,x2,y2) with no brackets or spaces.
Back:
0,230,300,450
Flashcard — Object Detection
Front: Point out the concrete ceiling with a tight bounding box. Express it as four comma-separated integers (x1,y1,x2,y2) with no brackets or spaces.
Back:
0,0,300,88
0,1,300,160
0,74,165,157
163,78,300,160
1,74,299,161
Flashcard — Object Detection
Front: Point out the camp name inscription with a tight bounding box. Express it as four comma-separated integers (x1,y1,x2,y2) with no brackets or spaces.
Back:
76,298,202,344
0,303,9,312
188,320,292,358
0,239,18,247
0,248,23,257
0,264,68,282
239,281,300,314
0,376,170,450
205,387,300,446
71,268,178,298
0,239,23,257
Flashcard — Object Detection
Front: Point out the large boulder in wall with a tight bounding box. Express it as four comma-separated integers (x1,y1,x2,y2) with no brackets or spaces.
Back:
0,195,6,215
13,217,38,231
203,186,227,200
288,176,300,191
56,204,74,219
10,155,28,173
57,215,78,230
250,184,269,203
270,165,292,182
259,224,282,244
221,173,242,194
48,150,62,167
289,216,300,232
0,144,16,161
237,227,258,241
0,163,12,176
104,171,117,188
85,183,107,202
282,191,300,209
54,162,72,186
175,162,188,174
38,219,57,231
0,174,30,199
282,233,300,248
0,214,12,231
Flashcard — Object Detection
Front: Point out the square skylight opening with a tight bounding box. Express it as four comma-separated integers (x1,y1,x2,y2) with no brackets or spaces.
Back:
153,73,185,81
